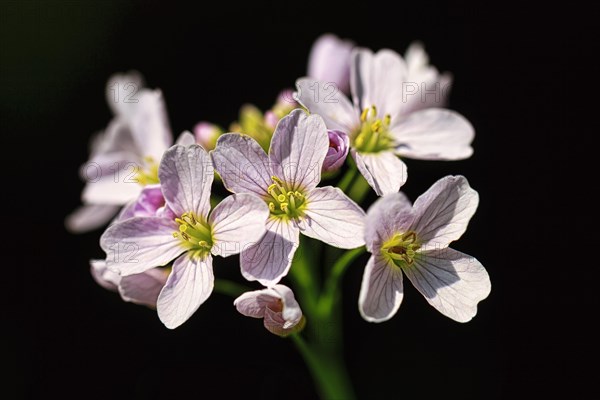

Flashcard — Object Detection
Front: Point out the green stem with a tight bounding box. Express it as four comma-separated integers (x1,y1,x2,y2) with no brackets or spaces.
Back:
213,279,249,298
318,247,365,314
291,334,356,400
348,173,370,204
337,166,358,193
288,236,320,314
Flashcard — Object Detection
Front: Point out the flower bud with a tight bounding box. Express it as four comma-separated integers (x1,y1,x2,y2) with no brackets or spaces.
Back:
193,122,222,150
322,129,350,173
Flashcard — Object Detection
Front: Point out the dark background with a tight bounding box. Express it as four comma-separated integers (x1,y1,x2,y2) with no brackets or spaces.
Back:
2,1,595,399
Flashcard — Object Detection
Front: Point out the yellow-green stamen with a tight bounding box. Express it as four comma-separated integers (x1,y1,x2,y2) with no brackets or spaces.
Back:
172,212,213,257
381,231,421,267
265,176,307,220
353,105,395,153
135,156,160,186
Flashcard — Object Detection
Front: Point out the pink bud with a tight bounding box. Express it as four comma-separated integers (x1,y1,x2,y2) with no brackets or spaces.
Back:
275,89,298,108
264,111,279,130
193,121,221,150
322,129,350,173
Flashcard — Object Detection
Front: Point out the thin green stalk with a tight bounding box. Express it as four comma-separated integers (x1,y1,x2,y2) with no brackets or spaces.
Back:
291,334,356,400
318,247,365,314
288,236,321,314
348,173,370,204
337,166,358,193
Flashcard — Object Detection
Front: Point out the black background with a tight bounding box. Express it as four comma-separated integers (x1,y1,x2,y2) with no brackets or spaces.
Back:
2,1,596,399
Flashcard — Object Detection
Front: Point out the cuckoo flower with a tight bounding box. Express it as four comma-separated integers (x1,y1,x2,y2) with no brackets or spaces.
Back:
296,46,474,196
101,144,269,328
308,33,355,94
359,176,490,323
211,109,366,286
66,71,195,233
234,284,305,337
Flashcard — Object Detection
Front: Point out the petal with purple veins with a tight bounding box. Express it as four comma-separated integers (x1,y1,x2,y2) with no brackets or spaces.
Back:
300,186,365,249
157,253,214,329
402,248,490,323
158,144,214,218
358,254,404,323
100,216,183,276
209,194,269,258
269,109,329,191
211,133,272,197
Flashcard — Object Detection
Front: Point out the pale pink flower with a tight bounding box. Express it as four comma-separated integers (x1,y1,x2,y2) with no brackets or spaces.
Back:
211,109,365,286
296,46,473,196
101,144,269,328
66,71,195,233
359,176,490,323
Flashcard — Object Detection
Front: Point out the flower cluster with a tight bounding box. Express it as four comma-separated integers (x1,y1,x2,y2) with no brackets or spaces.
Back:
70,34,490,336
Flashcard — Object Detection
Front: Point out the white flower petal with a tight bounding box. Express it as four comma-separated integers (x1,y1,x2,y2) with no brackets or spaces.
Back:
411,175,479,247
365,192,414,252
87,118,139,163
158,144,213,218
393,108,474,160
351,48,408,118
209,194,269,258
81,175,143,205
307,34,354,94
300,186,365,249
233,287,280,318
100,217,184,276
175,131,196,146
118,268,169,308
240,217,299,286
65,204,121,233
210,133,272,197
272,284,302,326
105,71,145,117
295,78,359,132
405,42,431,76
157,254,214,329
352,150,407,196
402,43,451,114
90,259,120,291
127,89,173,161
269,109,329,191
402,248,490,323
358,255,404,323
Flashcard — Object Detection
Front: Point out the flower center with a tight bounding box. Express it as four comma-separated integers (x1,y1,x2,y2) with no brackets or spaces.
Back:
381,231,421,266
352,105,395,153
266,176,307,220
135,156,160,186
172,212,213,257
